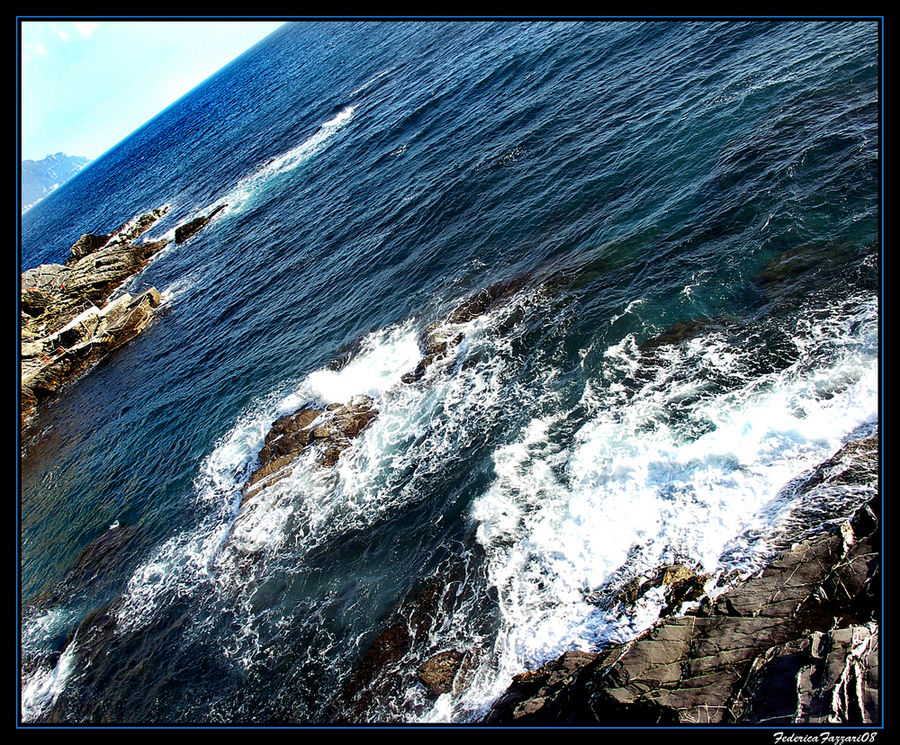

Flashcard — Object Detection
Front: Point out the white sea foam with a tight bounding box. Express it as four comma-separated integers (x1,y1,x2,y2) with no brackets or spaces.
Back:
109,288,545,667
111,316,428,643
348,66,395,98
216,105,357,216
20,639,77,722
438,293,879,721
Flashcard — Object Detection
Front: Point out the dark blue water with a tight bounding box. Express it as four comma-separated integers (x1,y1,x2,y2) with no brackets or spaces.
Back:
19,20,880,724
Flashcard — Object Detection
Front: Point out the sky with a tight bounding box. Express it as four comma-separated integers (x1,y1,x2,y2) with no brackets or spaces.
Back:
19,19,286,163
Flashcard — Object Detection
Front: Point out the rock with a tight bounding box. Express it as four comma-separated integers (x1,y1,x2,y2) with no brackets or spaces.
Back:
445,276,531,326
240,396,378,505
25,524,142,611
20,207,170,435
638,317,721,353
174,204,226,244
616,563,710,620
417,650,464,695
401,276,532,386
21,287,164,426
329,576,462,722
485,437,880,725
732,623,879,724
67,233,111,263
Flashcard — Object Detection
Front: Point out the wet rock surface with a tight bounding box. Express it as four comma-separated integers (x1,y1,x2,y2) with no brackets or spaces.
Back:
615,563,710,619
174,204,226,244
327,567,481,723
417,649,465,695
329,579,448,722
485,436,880,726
20,206,170,434
241,277,536,506
402,275,533,385
240,396,378,505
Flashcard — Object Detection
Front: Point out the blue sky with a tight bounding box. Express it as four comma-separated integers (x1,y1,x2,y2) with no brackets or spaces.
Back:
20,20,286,162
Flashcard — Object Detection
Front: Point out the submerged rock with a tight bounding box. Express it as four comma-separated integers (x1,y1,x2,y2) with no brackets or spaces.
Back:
26,523,142,610
417,649,465,695
637,317,733,354
329,572,476,722
401,330,463,384
485,437,881,725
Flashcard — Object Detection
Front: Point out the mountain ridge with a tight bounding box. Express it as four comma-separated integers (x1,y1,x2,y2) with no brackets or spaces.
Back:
21,152,91,214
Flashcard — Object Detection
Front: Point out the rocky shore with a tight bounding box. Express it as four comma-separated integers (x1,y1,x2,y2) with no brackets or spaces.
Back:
20,205,222,438
225,270,880,727
233,275,531,523
484,435,880,726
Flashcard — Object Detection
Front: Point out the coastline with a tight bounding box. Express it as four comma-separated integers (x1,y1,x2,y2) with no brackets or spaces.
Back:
481,435,880,726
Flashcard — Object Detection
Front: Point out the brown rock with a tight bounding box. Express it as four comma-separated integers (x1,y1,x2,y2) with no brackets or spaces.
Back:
417,650,465,695
20,207,170,436
240,396,379,505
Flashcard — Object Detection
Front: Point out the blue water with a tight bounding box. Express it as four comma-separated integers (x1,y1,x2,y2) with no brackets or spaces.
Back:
19,20,880,724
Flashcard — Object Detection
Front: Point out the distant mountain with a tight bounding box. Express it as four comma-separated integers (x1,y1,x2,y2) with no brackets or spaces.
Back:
21,152,91,214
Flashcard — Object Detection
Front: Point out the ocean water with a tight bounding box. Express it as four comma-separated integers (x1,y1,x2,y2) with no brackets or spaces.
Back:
19,20,880,724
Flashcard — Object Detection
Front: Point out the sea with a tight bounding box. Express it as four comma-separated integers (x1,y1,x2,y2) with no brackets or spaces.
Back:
18,20,881,725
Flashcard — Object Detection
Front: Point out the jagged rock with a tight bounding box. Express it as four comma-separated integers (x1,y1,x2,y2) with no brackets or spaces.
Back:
417,650,465,695
732,623,879,724
20,207,170,434
445,276,530,325
241,396,378,505
401,331,463,384
401,276,531,385
21,287,164,430
174,204,225,244
485,437,880,726
485,651,670,725
616,564,710,620
67,233,111,263
106,205,170,246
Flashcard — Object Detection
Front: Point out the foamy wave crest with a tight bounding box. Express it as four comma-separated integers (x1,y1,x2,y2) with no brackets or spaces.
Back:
217,105,357,216
451,293,879,719
20,638,78,722
348,66,395,98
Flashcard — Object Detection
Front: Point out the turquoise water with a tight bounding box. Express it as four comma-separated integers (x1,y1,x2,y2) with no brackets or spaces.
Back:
19,20,880,723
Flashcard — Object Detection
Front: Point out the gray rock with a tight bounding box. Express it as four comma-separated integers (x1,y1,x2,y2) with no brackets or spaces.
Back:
485,437,881,726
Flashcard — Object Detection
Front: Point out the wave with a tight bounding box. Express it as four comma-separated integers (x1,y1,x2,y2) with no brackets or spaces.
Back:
431,293,879,721
213,105,358,217
348,66,396,99
23,278,878,722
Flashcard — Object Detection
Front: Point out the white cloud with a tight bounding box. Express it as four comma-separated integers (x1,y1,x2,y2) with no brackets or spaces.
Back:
72,22,99,38
22,41,48,62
